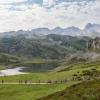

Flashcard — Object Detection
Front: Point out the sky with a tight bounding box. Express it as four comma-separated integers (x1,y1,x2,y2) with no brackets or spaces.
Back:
0,0,100,32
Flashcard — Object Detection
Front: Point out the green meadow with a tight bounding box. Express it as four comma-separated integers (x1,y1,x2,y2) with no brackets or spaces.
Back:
0,60,100,100
0,82,79,100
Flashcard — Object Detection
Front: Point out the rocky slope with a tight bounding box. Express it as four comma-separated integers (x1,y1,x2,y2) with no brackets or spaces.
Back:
88,37,100,51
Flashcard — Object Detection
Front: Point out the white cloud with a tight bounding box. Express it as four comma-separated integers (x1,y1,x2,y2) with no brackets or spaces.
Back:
43,0,54,6
0,0,26,4
0,0,100,32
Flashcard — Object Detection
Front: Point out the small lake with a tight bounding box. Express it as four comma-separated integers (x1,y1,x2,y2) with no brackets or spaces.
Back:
0,61,59,76
0,67,27,76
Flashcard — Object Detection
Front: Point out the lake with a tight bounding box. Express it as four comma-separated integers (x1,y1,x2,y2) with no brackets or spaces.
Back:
0,67,27,76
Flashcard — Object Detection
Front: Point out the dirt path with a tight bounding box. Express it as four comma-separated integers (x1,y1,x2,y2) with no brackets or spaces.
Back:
0,82,51,85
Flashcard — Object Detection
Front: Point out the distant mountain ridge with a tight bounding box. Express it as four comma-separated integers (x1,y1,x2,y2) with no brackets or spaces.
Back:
84,23,100,37
0,23,100,38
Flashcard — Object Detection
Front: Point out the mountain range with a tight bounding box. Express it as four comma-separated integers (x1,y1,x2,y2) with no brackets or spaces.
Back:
0,23,100,38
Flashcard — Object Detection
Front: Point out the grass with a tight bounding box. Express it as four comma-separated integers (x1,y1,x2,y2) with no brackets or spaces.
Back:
0,81,79,100
56,60,100,72
0,60,100,100
0,65,5,70
39,80,100,100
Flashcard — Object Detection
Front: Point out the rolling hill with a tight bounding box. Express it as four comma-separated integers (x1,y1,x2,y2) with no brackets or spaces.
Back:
39,80,100,100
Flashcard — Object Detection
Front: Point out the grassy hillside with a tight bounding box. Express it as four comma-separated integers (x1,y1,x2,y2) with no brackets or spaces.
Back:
39,80,100,100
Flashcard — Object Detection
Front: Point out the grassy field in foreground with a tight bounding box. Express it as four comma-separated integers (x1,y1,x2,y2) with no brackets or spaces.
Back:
0,61,100,100
0,81,79,100
39,80,100,100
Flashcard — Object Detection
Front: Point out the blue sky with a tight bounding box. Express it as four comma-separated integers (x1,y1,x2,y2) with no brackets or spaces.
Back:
0,0,99,32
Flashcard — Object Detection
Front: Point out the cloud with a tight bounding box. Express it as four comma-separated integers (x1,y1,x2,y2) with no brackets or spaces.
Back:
0,0,100,32
43,0,55,7
0,0,26,4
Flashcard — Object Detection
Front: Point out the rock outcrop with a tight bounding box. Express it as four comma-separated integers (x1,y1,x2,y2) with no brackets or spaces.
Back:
88,37,100,51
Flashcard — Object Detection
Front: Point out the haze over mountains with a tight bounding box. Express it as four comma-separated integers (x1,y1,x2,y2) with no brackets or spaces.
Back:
0,23,100,38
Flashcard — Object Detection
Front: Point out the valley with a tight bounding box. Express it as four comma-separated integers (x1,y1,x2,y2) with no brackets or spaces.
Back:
0,0,100,99
0,58,100,100
0,33,100,100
